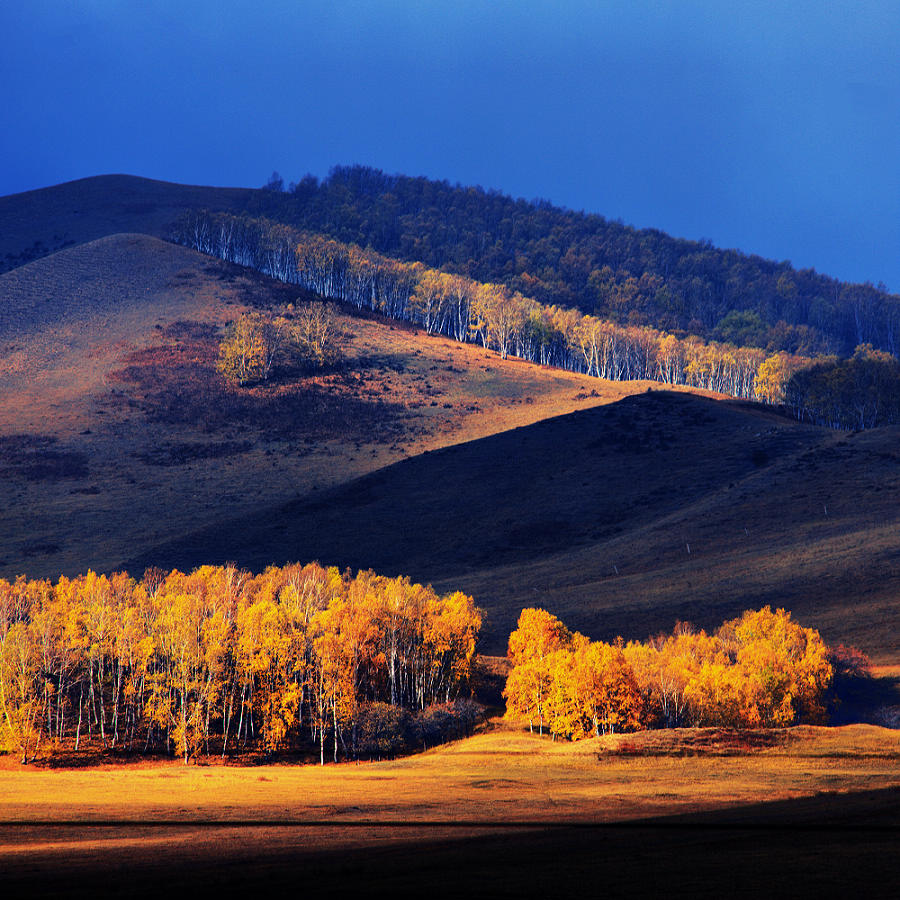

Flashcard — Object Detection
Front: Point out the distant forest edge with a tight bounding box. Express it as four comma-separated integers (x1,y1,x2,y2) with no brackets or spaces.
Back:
251,166,900,358
171,207,900,430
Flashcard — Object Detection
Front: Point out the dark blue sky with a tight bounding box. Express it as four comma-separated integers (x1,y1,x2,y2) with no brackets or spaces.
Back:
2,1,898,290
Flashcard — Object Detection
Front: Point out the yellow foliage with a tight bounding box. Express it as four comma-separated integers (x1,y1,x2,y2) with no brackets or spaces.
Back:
508,606,836,739
0,563,482,764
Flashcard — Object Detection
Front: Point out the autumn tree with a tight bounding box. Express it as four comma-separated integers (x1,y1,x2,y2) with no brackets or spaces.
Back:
471,283,526,359
503,608,571,735
784,346,900,429
218,304,340,386
408,268,448,335
507,606,836,738
217,311,290,385
719,606,833,726
0,627,46,762
754,352,794,404
573,638,644,736
0,563,483,766
291,301,341,369
515,631,645,741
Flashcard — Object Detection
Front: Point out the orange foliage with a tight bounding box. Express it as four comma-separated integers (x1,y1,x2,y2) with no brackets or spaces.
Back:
0,564,482,765
506,606,835,739
503,608,571,734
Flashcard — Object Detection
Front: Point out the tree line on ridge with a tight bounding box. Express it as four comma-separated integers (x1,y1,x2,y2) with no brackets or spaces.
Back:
251,165,900,358
171,209,900,428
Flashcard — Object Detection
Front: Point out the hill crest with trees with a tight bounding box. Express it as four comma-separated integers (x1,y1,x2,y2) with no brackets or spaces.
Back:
252,165,900,358
171,208,900,429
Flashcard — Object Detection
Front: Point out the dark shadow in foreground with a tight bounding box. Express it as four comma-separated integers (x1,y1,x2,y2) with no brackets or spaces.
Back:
2,786,898,899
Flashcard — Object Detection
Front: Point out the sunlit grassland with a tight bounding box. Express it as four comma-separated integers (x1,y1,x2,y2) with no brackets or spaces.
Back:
3,717,898,896
2,722,898,826
0,235,655,581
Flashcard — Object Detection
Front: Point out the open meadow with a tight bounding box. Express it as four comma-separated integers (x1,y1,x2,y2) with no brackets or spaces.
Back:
1,720,898,897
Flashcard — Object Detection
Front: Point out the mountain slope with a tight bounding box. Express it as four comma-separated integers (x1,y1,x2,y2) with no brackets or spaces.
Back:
247,165,900,355
128,391,900,661
0,175,253,273
4,171,899,357
0,234,657,581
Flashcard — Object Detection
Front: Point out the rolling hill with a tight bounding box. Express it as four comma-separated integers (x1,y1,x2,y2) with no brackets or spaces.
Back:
0,233,652,582
128,389,900,662
1,175,898,666
0,175,253,274
5,171,900,359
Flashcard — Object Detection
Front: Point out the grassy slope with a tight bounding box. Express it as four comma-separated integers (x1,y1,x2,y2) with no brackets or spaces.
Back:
0,234,642,581
0,175,253,272
2,723,897,824
132,389,900,662
3,230,898,662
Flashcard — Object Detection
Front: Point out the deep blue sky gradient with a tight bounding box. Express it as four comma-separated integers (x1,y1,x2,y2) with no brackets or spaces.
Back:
2,1,898,290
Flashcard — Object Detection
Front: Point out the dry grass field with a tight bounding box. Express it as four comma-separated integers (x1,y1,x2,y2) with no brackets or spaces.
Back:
0,233,652,581
3,721,898,824
1,721,898,897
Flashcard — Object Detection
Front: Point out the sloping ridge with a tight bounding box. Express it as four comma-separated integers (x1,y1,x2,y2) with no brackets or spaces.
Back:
0,232,231,337
126,390,900,659
2,232,646,584
0,174,253,273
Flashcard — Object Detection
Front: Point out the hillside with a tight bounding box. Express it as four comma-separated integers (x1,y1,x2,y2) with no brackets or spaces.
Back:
0,175,253,273
2,183,898,666
3,172,900,359
0,234,651,581
3,232,898,663
129,390,900,663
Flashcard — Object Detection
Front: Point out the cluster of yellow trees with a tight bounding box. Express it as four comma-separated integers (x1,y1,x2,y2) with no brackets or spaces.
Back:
0,565,482,765
217,303,340,386
503,607,833,739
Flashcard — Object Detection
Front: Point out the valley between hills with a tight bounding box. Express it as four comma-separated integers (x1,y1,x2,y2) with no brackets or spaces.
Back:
1,175,898,895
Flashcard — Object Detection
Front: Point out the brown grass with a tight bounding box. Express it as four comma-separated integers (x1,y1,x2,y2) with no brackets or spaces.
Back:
2,720,897,824
0,233,649,582
1,722,897,896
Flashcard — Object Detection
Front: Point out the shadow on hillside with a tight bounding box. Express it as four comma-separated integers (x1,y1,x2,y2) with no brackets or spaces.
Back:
831,672,900,728
0,434,89,482
125,391,827,620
